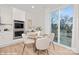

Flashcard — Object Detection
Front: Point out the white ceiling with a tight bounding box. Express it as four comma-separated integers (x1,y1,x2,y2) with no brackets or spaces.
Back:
0,4,65,11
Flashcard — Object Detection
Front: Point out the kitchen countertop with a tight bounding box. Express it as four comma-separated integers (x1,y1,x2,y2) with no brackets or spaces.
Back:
0,32,13,35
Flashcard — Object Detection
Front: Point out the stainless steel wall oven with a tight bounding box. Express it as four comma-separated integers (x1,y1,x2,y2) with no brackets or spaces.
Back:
14,20,24,39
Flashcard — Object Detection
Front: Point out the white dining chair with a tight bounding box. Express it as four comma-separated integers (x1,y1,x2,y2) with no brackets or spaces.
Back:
22,33,35,54
48,33,55,50
36,37,49,54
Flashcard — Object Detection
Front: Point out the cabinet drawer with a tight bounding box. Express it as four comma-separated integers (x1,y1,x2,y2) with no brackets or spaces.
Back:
0,35,13,40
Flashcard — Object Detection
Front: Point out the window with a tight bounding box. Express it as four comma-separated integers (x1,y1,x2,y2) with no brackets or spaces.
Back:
60,6,73,47
51,6,73,47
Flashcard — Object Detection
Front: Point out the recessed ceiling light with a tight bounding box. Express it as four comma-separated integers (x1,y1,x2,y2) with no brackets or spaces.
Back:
32,6,35,8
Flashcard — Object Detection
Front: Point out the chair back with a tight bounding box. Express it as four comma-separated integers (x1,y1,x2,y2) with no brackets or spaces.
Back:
49,33,55,41
36,37,49,50
22,33,34,44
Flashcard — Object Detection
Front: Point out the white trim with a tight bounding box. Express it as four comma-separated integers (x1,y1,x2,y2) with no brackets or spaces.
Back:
72,48,79,53
58,8,60,44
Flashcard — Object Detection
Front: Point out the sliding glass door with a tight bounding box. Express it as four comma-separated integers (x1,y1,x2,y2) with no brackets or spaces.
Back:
51,6,73,47
51,11,58,42
60,6,73,47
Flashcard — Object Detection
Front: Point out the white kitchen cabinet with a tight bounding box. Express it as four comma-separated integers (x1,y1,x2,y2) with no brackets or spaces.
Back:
0,7,25,24
0,6,13,24
0,33,13,48
13,8,25,21
0,33,13,40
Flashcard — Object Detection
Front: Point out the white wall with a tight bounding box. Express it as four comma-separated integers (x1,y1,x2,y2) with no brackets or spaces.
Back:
72,5,79,53
44,8,51,34
13,8,25,21
25,8,45,33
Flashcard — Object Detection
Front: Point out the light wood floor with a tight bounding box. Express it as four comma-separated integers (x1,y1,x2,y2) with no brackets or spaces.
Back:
0,43,78,55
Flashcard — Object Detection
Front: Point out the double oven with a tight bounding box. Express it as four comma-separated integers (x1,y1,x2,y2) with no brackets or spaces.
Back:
14,20,24,39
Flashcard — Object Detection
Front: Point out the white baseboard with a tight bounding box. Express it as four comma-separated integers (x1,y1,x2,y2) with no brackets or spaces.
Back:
72,48,79,53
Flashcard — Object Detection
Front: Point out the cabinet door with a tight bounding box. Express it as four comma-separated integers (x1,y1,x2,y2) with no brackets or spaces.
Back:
0,34,13,40
0,7,12,24
13,8,25,21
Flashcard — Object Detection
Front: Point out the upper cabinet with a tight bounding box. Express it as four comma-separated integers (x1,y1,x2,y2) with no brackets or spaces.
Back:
0,6,13,24
13,8,25,21
0,6,26,24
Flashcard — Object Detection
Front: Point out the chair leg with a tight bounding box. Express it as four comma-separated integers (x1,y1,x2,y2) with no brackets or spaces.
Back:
52,42,55,51
37,50,40,55
33,43,37,52
22,44,26,55
49,42,51,45
46,49,49,55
